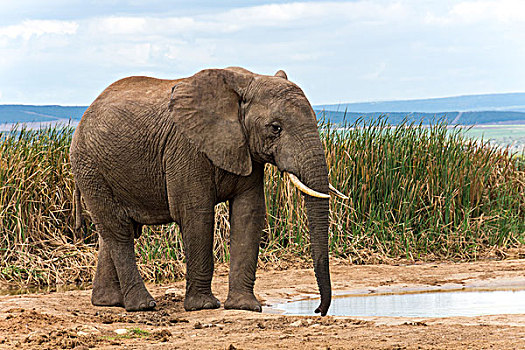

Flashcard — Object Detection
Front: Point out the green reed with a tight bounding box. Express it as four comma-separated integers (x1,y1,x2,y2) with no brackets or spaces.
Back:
1,118,523,286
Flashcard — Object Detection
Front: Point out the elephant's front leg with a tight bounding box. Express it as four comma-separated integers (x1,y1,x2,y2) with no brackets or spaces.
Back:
224,182,265,312
181,206,221,311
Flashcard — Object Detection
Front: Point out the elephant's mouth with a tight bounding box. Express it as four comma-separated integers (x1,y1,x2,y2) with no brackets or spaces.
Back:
284,172,347,200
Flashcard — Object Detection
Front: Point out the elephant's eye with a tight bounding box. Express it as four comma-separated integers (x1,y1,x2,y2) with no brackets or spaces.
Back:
270,123,282,135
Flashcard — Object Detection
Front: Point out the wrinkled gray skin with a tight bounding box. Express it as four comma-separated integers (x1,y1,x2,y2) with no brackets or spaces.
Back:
70,67,331,315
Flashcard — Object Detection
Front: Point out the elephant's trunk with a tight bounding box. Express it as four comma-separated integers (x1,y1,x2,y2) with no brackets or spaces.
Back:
305,195,331,316
298,145,331,316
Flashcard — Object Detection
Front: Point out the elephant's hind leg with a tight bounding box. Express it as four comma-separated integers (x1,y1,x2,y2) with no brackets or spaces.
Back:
94,221,156,311
105,234,156,311
91,236,123,307
77,171,155,312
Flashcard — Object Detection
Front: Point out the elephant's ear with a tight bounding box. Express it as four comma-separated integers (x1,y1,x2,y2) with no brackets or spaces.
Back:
275,70,288,80
169,69,253,176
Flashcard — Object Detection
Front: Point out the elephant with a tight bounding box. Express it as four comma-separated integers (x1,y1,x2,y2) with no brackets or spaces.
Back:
70,67,345,316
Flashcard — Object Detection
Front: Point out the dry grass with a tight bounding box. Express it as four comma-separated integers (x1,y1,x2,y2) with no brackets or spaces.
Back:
0,119,524,287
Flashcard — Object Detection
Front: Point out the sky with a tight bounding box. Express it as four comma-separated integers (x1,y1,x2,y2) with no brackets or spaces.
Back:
0,0,524,106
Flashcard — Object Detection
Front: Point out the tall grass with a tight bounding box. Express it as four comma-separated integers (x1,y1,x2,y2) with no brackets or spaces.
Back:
0,125,95,285
1,119,524,286
322,118,524,261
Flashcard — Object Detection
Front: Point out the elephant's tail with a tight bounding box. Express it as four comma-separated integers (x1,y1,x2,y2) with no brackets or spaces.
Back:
73,184,83,235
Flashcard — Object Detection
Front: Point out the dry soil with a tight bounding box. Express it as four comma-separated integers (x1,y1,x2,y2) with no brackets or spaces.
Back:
1,259,525,349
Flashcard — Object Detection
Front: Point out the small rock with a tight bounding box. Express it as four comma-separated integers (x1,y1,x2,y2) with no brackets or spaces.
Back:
290,320,302,327
194,322,213,328
77,331,89,336
151,329,172,342
114,328,127,335
77,325,100,334
7,308,24,313
23,332,42,343
165,288,184,297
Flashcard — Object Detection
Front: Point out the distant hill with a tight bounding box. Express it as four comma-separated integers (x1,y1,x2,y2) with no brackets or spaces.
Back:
316,92,525,113
1,92,525,127
0,105,86,124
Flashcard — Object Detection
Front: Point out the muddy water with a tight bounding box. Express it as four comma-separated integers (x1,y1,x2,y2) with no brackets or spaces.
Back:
275,288,525,317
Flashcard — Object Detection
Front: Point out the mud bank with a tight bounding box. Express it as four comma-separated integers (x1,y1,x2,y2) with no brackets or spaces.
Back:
1,259,524,349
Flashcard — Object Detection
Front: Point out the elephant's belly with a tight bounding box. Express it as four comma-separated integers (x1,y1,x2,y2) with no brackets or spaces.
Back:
124,198,173,225
129,209,173,225
109,173,173,225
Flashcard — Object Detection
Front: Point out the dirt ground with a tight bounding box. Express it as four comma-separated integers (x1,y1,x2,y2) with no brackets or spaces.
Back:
1,259,525,349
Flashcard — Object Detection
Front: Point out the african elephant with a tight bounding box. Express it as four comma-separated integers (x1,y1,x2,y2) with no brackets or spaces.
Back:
70,67,345,316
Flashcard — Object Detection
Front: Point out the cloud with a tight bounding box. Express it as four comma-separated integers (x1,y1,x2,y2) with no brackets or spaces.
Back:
0,1,524,105
71,1,411,75
0,20,78,40
363,62,388,80
452,0,525,23
84,1,409,38
425,0,525,25
221,1,408,27
95,16,147,35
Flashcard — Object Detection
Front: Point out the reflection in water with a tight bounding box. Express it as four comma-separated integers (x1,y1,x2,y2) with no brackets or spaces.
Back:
275,289,525,317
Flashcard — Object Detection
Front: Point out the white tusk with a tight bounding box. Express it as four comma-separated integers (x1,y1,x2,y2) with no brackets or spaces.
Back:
329,184,349,200
285,173,330,199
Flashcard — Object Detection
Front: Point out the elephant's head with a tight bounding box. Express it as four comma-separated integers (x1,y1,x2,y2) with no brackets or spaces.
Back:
169,67,344,316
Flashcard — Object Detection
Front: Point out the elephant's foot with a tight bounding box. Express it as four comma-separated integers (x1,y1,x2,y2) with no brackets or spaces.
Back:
123,283,156,312
224,292,262,312
91,285,123,307
184,292,220,311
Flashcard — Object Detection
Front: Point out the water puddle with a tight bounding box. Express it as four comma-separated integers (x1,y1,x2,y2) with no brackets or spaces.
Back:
274,288,525,317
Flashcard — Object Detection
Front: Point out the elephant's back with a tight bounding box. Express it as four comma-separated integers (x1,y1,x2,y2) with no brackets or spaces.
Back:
88,76,181,114
72,76,182,154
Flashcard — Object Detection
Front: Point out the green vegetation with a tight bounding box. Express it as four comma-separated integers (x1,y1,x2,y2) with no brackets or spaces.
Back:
126,328,151,337
102,327,151,341
461,124,525,155
322,119,524,261
1,119,524,286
